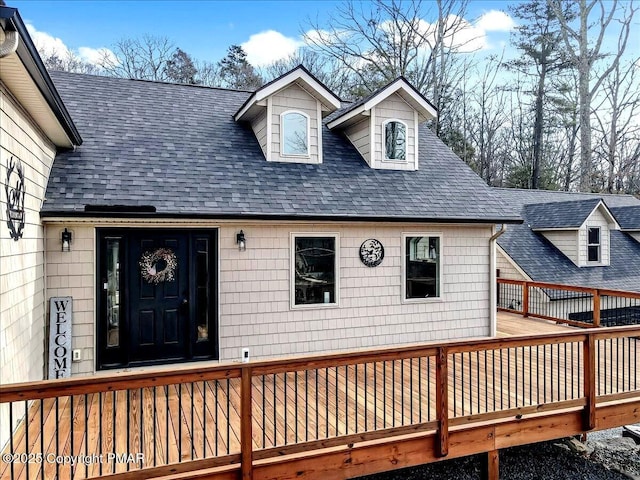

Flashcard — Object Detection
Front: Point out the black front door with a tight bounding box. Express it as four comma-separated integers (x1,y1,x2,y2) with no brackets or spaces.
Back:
97,229,218,369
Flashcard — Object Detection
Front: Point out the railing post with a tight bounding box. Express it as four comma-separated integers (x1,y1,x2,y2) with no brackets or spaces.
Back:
522,281,529,317
583,334,596,431
593,289,601,327
436,347,449,457
241,366,253,479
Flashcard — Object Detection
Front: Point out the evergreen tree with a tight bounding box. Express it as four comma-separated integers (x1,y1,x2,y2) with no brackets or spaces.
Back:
217,45,263,90
164,48,197,84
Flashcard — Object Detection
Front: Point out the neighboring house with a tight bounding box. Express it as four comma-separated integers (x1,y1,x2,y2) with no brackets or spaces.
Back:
495,188,640,325
0,4,523,388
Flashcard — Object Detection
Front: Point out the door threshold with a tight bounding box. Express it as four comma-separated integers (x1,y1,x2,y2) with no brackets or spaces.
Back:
93,358,229,377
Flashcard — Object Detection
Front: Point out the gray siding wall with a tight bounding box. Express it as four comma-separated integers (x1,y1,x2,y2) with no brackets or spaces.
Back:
44,221,494,374
373,93,417,170
542,231,579,265
0,82,55,446
344,119,371,166
270,83,321,164
250,109,268,157
496,249,528,280
218,222,492,360
579,208,611,266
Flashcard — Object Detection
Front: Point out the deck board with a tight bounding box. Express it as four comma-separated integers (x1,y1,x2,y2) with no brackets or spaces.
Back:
1,313,637,480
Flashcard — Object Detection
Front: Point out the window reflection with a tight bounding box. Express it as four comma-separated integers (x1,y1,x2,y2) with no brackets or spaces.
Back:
106,239,120,347
294,237,336,305
385,121,406,160
406,236,440,299
282,112,308,155
196,249,209,342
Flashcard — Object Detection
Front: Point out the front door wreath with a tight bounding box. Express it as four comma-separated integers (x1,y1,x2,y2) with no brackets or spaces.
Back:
139,248,178,284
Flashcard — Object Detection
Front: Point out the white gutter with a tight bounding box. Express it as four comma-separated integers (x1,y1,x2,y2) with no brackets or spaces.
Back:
489,224,507,337
0,29,19,58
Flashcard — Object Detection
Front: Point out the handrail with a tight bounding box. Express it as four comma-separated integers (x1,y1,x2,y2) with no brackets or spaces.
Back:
2,326,639,402
1,325,638,480
496,278,640,328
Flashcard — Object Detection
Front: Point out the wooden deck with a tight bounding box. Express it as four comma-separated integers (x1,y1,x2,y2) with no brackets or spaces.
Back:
1,312,638,480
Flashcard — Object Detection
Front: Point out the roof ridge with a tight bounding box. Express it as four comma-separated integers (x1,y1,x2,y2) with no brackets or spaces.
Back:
48,70,255,93
494,187,636,198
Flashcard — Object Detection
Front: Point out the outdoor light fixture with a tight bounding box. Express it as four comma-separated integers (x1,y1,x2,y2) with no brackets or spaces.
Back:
236,230,246,251
61,228,72,252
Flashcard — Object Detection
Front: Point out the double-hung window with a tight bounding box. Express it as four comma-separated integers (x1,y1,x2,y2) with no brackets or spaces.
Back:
587,227,600,262
403,234,442,300
291,234,338,307
281,111,309,156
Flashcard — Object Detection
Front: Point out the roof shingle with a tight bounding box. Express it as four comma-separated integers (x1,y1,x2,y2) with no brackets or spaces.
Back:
43,71,519,223
496,188,640,292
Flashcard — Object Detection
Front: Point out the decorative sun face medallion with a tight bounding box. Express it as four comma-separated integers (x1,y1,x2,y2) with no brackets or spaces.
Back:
359,239,384,267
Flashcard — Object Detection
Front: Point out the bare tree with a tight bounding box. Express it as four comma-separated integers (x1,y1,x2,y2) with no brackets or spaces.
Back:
263,49,351,96
304,0,476,119
465,54,509,185
99,35,177,81
592,58,640,193
548,0,637,191
38,49,98,74
195,60,223,87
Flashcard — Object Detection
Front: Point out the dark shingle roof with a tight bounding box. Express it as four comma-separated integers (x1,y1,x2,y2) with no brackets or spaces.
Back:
495,188,640,292
611,206,640,230
43,71,519,223
524,199,603,229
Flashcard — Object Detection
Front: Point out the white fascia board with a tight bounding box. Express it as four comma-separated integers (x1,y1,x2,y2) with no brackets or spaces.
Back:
577,200,621,230
234,69,340,122
327,78,437,130
531,227,579,232
496,244,533,281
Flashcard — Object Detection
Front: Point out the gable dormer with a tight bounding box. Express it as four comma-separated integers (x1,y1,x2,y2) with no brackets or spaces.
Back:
525,199,620,267
234,66,341,164
327,78,437,171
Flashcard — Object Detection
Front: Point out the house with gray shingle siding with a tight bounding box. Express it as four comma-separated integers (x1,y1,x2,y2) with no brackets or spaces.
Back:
495,188,640,326
3,5,528,381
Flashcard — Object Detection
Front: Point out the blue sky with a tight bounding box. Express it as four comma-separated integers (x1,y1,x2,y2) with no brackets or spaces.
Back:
11,0,519,67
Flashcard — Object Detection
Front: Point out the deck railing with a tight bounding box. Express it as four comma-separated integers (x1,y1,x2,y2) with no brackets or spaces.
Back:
1,325,639,480
497,279,640,328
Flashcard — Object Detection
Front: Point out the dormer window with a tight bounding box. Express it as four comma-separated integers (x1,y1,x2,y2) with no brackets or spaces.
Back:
384,120,407,161
588,227,601,262
281,111,309,156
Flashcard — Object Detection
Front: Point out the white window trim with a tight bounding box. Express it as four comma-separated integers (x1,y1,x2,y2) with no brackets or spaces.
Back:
382,119,409,163
280,110,311,158
401,232,444,304
587,226,601,264
290,232,340,310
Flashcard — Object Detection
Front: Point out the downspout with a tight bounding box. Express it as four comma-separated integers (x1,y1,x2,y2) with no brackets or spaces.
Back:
0,28,19,58
489,225,507,337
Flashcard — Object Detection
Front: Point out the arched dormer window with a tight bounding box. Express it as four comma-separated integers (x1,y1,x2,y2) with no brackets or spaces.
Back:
383,120,407,161
281,111,310,156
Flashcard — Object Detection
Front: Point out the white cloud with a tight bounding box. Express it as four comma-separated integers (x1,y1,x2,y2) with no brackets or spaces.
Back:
78,46,117,66
26,23,115,67
241,30,304,67
26,23,71,59
415,16,488,53
476,10,516,32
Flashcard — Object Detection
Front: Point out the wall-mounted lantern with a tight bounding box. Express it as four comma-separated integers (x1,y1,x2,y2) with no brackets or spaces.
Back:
61,228,72,252
236,230,246,252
